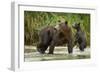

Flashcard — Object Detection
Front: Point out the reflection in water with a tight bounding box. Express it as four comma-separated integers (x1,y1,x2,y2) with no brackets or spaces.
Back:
76,55,90,59
24,53,90,61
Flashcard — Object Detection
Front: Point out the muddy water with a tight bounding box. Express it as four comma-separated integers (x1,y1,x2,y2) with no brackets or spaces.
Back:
24,46,90,62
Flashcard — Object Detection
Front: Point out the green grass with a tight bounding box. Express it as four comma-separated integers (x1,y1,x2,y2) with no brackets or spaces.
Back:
24,11,90,46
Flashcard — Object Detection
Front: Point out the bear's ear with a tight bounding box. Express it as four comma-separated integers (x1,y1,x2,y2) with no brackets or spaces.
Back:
65,21,68,24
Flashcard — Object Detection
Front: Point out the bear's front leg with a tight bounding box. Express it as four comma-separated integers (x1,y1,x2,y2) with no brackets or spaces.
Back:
79,43,85,51
48,41,55,54
68,40,73,54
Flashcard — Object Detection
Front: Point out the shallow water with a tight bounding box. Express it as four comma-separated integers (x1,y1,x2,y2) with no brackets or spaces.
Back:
24,46,90,62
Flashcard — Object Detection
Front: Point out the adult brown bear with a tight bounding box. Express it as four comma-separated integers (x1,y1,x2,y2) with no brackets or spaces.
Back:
37,21,73,54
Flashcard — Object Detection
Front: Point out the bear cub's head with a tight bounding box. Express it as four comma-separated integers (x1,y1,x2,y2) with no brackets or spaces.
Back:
72,23,80,31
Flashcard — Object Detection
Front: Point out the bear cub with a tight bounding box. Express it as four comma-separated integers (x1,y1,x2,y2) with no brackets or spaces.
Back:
72,23,87,51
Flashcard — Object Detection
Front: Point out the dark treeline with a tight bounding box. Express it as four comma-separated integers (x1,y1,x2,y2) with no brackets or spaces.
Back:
24,11,90,46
